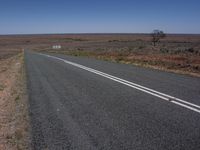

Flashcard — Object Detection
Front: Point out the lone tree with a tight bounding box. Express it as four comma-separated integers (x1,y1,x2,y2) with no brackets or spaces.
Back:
151,30,166,46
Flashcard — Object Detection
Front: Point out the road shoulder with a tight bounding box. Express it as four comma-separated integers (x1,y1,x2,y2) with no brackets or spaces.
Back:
0,53,30,149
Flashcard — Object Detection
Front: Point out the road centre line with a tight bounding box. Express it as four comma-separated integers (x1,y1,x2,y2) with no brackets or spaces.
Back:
39,53,200,114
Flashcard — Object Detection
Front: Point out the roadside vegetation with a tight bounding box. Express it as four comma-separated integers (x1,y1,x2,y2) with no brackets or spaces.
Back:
0,34,200,77
35,34,200,77
0,51,30,150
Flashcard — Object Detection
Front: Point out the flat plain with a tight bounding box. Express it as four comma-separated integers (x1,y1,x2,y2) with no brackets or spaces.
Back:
1,34,200,76
1,34,200,149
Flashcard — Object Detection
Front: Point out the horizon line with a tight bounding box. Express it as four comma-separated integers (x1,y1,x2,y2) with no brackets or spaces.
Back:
1,32,200,36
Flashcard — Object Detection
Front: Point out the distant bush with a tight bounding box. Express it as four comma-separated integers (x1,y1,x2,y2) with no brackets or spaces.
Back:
171,47,199,54
185,48,200,55
65,38,86,42
185,48,194,53
108,40,120,42
77,47,83,51
135,39,143,42
138,45,145,49
160,48,169,53
95,48,105,51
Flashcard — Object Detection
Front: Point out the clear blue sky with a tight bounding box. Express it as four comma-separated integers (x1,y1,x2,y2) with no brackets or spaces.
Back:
0,0,200,34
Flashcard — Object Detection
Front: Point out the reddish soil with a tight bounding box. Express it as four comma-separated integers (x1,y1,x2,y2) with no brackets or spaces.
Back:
0,55,29,149
0,34,200,76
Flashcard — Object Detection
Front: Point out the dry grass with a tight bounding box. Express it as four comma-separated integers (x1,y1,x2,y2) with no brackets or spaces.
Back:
45,49,200,77
24,34,200,76
1,34,200,77
0,53,30,150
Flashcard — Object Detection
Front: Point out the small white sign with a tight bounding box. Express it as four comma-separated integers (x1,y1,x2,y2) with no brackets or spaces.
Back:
52,45,61,49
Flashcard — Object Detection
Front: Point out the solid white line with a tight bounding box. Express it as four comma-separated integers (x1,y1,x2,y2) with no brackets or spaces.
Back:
172,101,200,113
61,60,200,109
39,53,200,114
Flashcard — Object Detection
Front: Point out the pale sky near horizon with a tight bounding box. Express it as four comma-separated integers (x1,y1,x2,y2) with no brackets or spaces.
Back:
0,0,200,34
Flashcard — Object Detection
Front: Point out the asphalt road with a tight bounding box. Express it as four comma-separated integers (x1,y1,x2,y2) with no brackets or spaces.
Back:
25,51,200,150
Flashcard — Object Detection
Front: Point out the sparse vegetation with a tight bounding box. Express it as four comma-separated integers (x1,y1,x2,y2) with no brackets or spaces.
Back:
0,84,5,91
0,34,200,77
31,34,199,77
67,38,87,41
0,53,30,149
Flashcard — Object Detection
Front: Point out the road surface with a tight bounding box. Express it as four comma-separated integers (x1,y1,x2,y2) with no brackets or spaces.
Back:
25,51,200,150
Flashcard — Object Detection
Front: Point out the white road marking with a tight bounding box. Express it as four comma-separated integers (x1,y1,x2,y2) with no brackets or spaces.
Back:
39,53,200,114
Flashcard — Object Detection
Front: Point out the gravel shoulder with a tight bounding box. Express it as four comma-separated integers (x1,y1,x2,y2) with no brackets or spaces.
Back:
0,53,30,149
